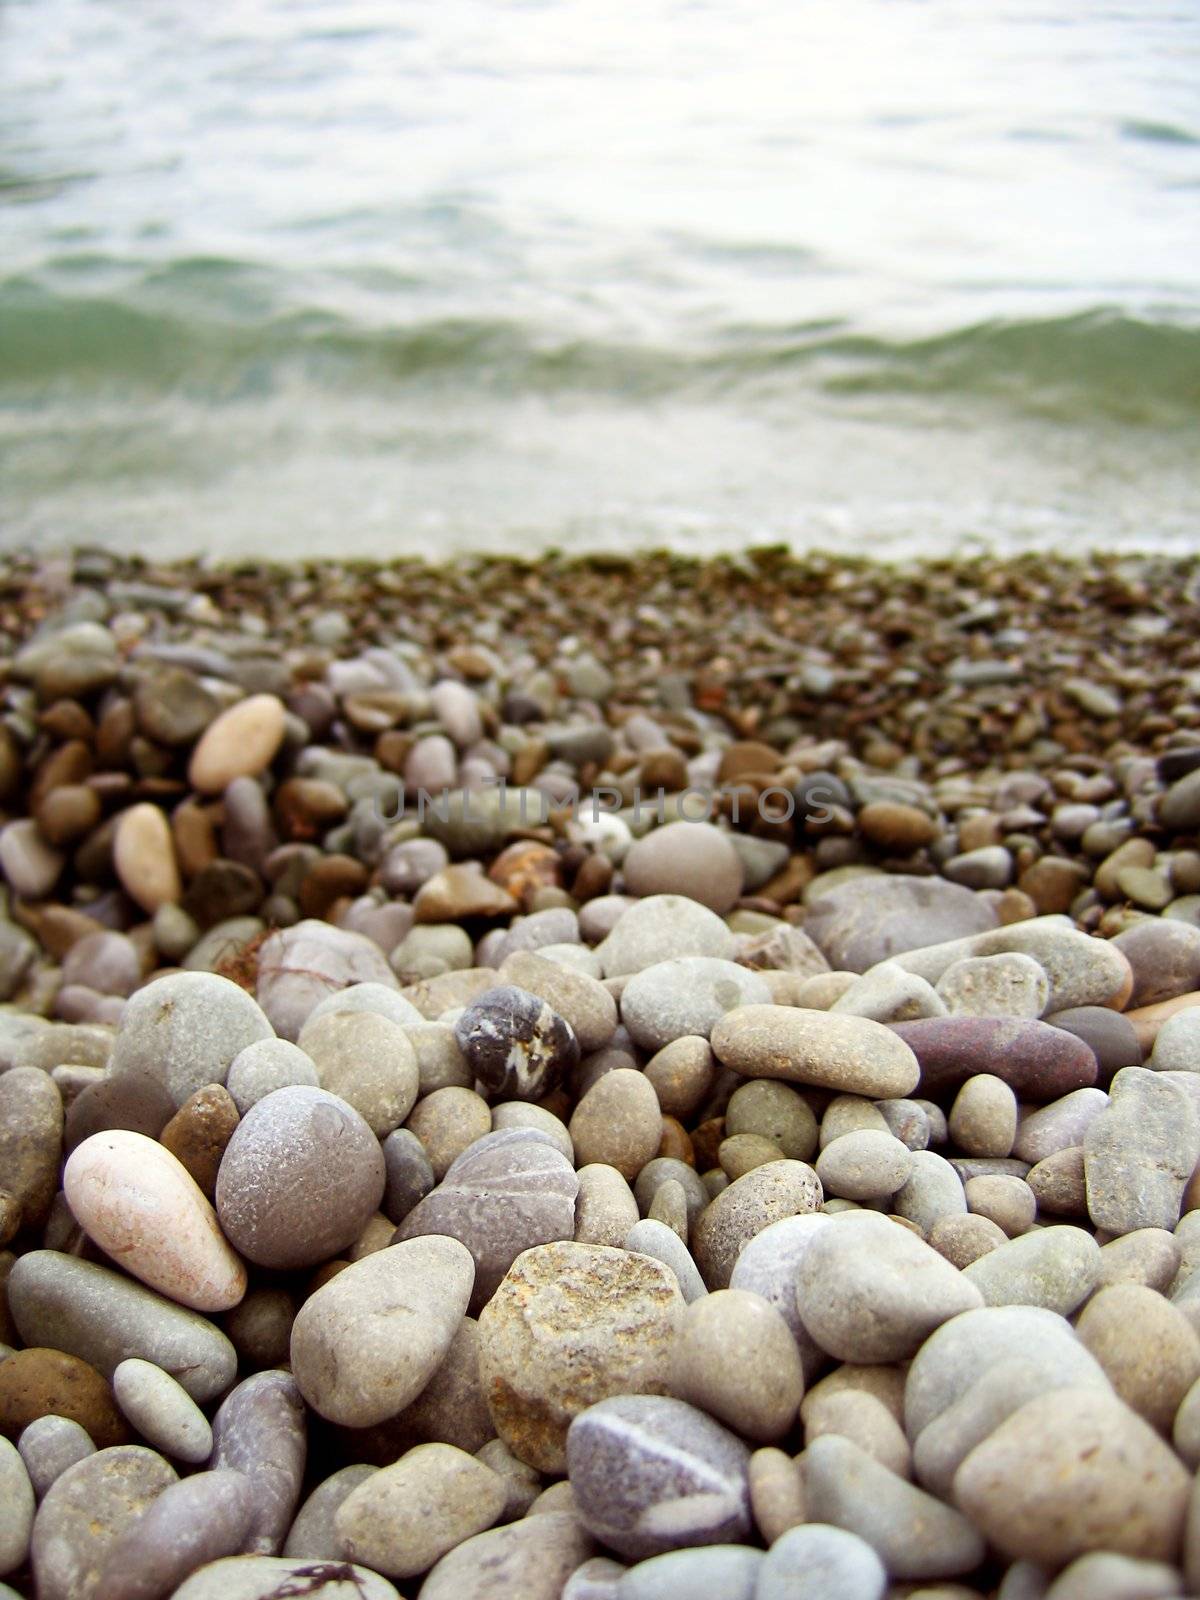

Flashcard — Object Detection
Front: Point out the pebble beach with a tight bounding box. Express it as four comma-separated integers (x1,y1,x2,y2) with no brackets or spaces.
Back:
3,545,1200,1599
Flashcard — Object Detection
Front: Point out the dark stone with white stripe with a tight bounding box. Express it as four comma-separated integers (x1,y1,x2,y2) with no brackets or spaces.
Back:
453,985,579,1101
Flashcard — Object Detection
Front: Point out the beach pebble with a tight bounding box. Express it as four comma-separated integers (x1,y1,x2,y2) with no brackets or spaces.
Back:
0,1346,125,1447
171,1556,400,1600
617,1545,762,1600
620,958,771,1051
1013,1087,1108,1163
815,1129,913,1200
670,1288,803,1441
454,985,580,1101
802,1386,911,1478
796,1212,982,1362
805,1434,985,1580
756,1523,885,1600
692,1159,823,1288
406,1085,492,1177
567,1394,751,1560
1114,920,1200,1009
111,1358,210,1465
596,895,734,977
89,1468,253,1600
418,1511,594,1600
929,1212,1008,1268
622,822,744,915
381,1127,435,1223
65,1131,246,1313
962,1224,1099,1313
570,1068,663,1178
290,1235,474,1426
188,693,285,793
0,819,64,900
624,1219,707,1302
17,1414,95,1496
0,1436,33,1576
965,1173,1037,1236
1150,1008,1200,1072
113,803,182,914
61,931,140,998
1098,1227,1181,1292
725,1079,818,1160
575,1163,640,1247
728,1212,829,1363
948,1074,1018,1157
30,1444,177,1600
0,1066,63,1230
936,953,1049,1019
803,876,996,972
7,1252,237,1402
892,1016,1097,1100
1085,1066,1200,1233
284,1463,375,1560
208,1370,306,1555
109,971,273,1106
160,1084,240,1198
224,1037,318,1112
892,1150,968,1233
393,1314,495,1454
476,1240,684,1472
335,1441,507,1579
1042,1551,1181,1600
255,919,399,1041
953,1386,1190,1566
398,1128,579,1312
499,950,618,1052
830,962,946,1023
215,1085,385,1268
1075,1283,1200,1432
297,1010,419,1137
712,1005,920,1098
747,1448,805,1545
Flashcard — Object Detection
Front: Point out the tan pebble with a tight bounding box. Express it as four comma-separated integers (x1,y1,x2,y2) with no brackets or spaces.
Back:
748,1447,805,1543
64,1131,246,1312
964,1175,1037,1238
948,1075,1018,1159
802,1387,912,1478
573,1164,639,1248
160,1085,240,1199
348,1214,397,1261
188,694,286,794
929,1213,1008,1269
670,1287,803,1443
113,803,181,914
800,1363,906,1425
568,1068,662,1180
1097,1228,1182,1293
720,1133,785,1180
406,1088,491,1180
1075,1282,1200,1433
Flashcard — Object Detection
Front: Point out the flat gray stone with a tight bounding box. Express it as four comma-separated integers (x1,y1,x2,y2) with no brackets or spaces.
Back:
756,1523,886,1600
109,971,273,1106
962,1226,1101,1315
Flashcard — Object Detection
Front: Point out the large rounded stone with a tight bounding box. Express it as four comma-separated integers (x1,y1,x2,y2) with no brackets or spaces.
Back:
756,1524,885,1600
890,1016,1098,1101
297,1010,419,1138
569,1069,663,1179
254,919,399,1042
804,876,997,972
0,1347,125,1447
711,1006,919,1098
453,985,580,1101
171,1557,399,1600
478,1241,684,1472
1085,1066,1200,1234
692,1160,823,1288
109,971,274,1107
566,1394,751,1560
290,1236,474,1426
622,823,745,916
215,1086,385,1269
88,1469,251,1600
620,958,771,1051
596,894,735,978
961,1225,1101,1315
30,1445,177,1600
669,1288,803,1442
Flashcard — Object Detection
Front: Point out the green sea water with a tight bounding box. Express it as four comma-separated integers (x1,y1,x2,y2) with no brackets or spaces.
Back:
1,0,1198,559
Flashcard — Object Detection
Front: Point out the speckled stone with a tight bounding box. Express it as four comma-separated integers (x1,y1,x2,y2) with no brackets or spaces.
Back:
30,1445,178,1600
477,1240,684,1472
620,959,772,1052
405,1086,492,1178
692,1159,824,1289
8,1253,236,1402
815,1130,914,1201
335,1442,507,1579
398,1128,579,1313
935,952,1049,1019
1075,1283,1200,1433
109,971,273,1107
575,1163,640,1247
0,1347,126,1448
567,1394,750,1560
804,876,997,972
159,1084,240,1199
954,1386,1190,1567
171,1556,400,1600
962,1225,1099,1314
290,1235,474,1427
224,1037,319,1113
209,1371,306,1555
418,1512,594,1600
65,1131,246,1313
712,1005,920,1098
453,985,580,1102
297,1010,419,1138
569,1069,663,1179
0,1066,63,1230
16,1414,95,1497
89,1469,252,1600
215,1085,385,1269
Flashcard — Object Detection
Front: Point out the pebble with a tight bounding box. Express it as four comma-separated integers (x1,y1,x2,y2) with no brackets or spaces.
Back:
1098,1227,1181,1292
113,802,182,915
1114,919,1200,1009
1075,1283,1200,1432
454,984,580,1100
160,1084,240,1198
215,1085,385,1268
499,950,618,1052
208,1371,306,1555
891,1016,1098,1100
620,958,772,1051
109,970,273,1106
90,1468,253,1600
0,1066,63,1230
670,1288,803,1442
964,1172,1037,1236
406,1085,492,1177
803,875,997,971
65,1130,246,1312
334,1441,507,1579
224,1036,319,1112
622,822,744,915
0,1346,126,1447
815,1129,914,1200
892,1149,969,1233
575,1163,640,1246
476,1240,684,1472
618,1545,762,1600
17,1414,95,1496
188,693,286,793
567,1394,751,1560
381,1126,436,1223
290,1235,474,1426
1150,1007,1200,1071
728,1212,829,1368
254,918,399,1041
0,1436,33,1577
755,1523,886,1600
418,1511,594,1600
953,1386,1190,1567
1085,1066,1200,1233
830,961,947,1024
398,1128,579,1311
298,1009,419,1137
1013,1086,1108,1163
747,1447,805,1545
1043,1551,1182,1600
692,1159,824,1288
711,1005,920,1098
929,1212,1008,1268
30,1444,178,1600
802,1387,911,1478
569,1068,663,1178
112,1358,213,1463
1027,1148,1087,1215
948,1074,1018,1157
936,951,1049,1018
171,1556,400,1600
624,1219,707,1303
0,819,64,901
796,1212,983,1361
962,1225,1100,1313
7,1252,237,1402
725,1079,818,1160
61,930,140,998
595,895,732,977
284,1463,375,1560
494,1100,574,1161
